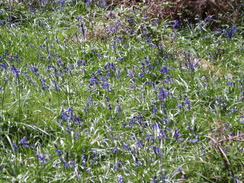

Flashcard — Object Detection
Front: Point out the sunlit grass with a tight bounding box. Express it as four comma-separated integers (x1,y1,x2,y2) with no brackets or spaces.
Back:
0,1,243,182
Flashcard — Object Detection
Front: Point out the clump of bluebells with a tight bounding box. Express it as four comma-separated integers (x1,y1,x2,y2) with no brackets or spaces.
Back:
0,1,243,183
222,25,238,38
59,107,83,138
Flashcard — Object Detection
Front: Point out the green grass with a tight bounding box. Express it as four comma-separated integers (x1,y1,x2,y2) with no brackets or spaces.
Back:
0,1,243,182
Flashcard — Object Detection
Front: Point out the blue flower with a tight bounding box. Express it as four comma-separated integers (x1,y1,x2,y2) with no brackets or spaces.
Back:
22,144,30,148
117,175,124,183
54,144,63,155
172,20,180,29
153,105,158,114
89,76,98,86
184,95,191,109
128,16,134,24
123,143,129,150
139,73,144,77
61,158,70,168
104,62,115,70
174,128,181,141
162,116,169,124
116,103,121,113
160,66,169,74
9,65,20,77
86,0,91,6
223,25,237,38
60,110,69,121
19,136,27,144
157,87,168,101
151,146,162,156
13,143,18,152
118,36,123,42
36,152,50,164
57,0,66,6
101,0,107,7
127,70,135,77
77,16,82,21
30,65,38,75
240,118,244,124
80,23,85,38
190,135,199,143
137,140,144,147
112,146,118,153
203,16,216,24
77,60,86,66
81,154,86,166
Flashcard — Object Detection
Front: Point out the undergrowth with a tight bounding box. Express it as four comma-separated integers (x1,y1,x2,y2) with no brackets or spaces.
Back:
0,1,243,182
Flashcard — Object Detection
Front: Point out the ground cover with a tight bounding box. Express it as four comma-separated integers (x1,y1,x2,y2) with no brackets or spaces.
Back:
0,1,243,182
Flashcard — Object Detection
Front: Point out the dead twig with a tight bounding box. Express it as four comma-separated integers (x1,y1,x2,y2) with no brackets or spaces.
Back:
205,134,243,179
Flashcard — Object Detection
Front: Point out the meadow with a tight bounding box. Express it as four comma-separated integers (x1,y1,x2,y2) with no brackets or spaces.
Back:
0,1,243,182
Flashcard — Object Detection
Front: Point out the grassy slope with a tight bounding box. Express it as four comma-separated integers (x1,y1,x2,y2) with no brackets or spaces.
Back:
0,1,243,182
